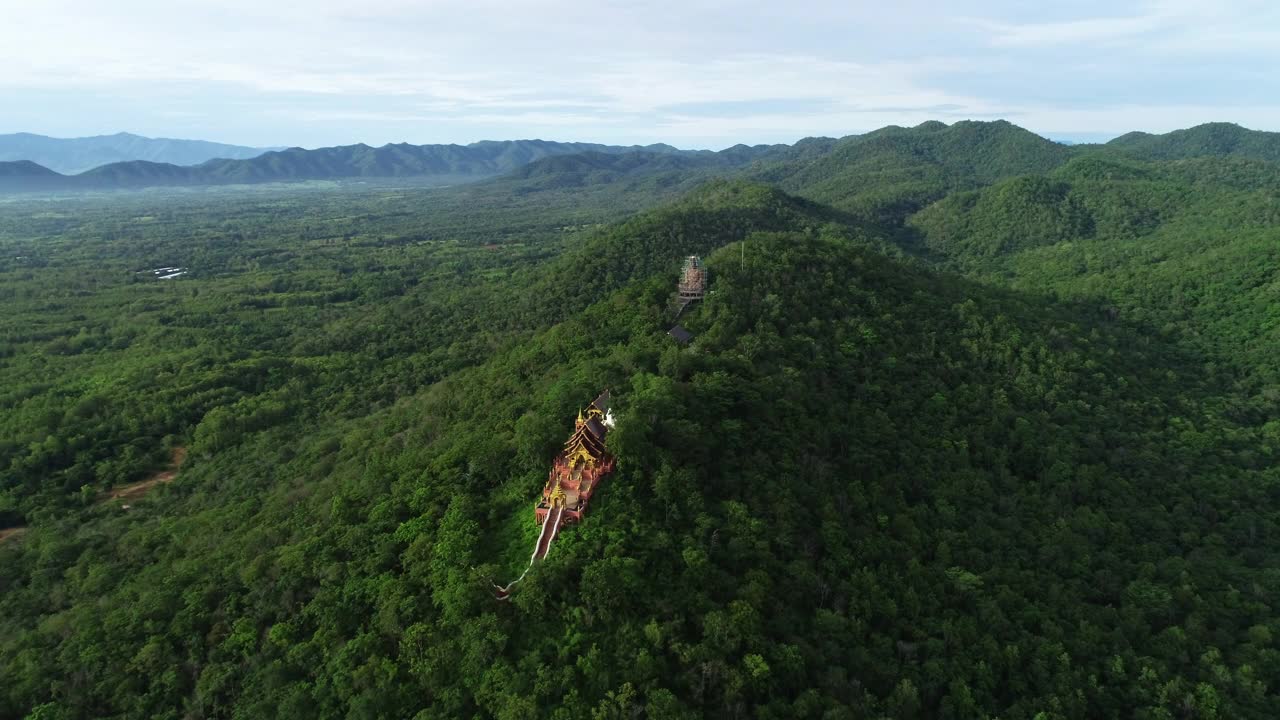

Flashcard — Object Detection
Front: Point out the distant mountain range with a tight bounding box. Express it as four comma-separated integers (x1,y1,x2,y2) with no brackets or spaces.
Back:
0,139,726,193
0,132,280,175
1,123,1278,195
492,121,1280,220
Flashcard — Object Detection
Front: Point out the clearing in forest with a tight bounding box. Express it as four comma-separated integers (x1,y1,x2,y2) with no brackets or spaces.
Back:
99,446,188,506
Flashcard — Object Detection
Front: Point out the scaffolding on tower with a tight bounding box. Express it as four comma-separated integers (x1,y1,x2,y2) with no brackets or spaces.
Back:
676,255,706,314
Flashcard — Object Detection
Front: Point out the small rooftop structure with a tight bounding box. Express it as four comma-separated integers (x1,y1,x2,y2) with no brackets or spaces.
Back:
667,325,693,344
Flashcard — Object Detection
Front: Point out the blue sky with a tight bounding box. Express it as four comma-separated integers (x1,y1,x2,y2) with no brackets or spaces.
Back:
4,0,1279,149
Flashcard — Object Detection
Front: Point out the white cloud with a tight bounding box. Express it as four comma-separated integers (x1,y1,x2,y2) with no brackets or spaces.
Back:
1,0,1278,146
970,0,1280,54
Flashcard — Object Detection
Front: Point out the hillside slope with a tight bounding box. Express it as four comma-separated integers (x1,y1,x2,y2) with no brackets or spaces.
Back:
908,153,1280,395
464,146,784,204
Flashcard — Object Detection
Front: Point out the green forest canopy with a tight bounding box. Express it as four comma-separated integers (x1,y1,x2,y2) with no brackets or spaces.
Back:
1,120,1278,719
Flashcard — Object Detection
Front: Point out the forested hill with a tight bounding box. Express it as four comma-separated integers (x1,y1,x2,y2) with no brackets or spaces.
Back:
906,152,1280,392
510,181,846,325
0,159,60,179
0,138,707,192
1,119,1279,718
496,145,781,191
749,120,1074,221
0,159,70,192
1105,122,1280,163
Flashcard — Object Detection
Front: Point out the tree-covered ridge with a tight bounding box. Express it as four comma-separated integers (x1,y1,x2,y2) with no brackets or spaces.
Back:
492,148,780,196
1105,122,1280,163
906,154,1280,399
750,120,1073,222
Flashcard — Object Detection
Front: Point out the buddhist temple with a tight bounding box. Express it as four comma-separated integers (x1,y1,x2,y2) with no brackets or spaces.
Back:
535,390,615,530
496,391,618,597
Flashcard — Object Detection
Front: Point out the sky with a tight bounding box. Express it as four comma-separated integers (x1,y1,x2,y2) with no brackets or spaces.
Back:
3,0,1279,150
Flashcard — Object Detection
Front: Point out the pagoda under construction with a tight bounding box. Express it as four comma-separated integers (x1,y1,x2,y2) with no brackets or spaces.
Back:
676,255,706,311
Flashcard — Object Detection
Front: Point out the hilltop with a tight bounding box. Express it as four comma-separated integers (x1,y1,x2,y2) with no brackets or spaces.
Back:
1105,122,1280,163
748,120,1073,221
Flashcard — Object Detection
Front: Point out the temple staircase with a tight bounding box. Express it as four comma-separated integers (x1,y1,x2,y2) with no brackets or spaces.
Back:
495,504,564,600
